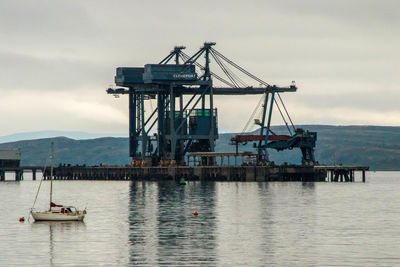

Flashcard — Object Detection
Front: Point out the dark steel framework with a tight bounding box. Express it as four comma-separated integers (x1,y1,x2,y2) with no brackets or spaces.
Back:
107,42,300,165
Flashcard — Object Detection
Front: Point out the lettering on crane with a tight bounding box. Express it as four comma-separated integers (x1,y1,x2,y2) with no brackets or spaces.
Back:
173,73,197,79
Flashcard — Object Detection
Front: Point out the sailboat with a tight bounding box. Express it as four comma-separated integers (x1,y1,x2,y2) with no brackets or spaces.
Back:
30,142,86,221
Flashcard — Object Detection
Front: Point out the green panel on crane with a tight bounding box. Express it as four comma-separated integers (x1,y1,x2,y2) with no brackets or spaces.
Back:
189,109,218,136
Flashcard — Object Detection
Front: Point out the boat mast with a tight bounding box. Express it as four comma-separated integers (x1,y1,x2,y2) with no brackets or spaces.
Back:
49,141,54,209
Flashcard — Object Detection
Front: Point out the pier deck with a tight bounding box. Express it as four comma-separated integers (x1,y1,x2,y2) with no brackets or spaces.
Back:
0,165,368,182
47,165,367,182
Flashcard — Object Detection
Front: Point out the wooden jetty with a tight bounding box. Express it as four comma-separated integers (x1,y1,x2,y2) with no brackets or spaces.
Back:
0,165,368,182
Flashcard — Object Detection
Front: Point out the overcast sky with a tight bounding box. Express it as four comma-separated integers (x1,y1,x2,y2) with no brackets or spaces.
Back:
0,0,399,136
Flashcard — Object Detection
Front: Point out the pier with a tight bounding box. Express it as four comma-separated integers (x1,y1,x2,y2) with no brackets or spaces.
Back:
0,166,44,181
315,165,369,183
0,165,368,182
42,165,368,182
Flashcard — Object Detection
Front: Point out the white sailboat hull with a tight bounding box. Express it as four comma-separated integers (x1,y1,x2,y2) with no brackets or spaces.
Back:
31,211,85,221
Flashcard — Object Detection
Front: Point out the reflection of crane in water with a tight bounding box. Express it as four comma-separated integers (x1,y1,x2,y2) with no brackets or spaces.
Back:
107,42,316,166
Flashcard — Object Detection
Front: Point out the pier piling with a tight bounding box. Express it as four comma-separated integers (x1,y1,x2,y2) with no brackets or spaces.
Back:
0,165,368,182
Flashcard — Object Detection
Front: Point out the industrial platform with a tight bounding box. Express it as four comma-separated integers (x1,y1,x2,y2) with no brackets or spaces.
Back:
0,43,370,183
0,165,368,182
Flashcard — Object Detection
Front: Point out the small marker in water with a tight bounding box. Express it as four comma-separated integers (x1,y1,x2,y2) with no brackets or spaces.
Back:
193,211,198,216
19,217,25,223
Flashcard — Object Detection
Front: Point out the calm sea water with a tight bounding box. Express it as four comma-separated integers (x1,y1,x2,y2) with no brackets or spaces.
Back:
1,172,400,266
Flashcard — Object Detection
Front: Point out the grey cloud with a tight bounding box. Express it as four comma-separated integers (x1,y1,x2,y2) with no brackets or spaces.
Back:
0,52,111,91
0,0,398,133
0,1,98,38
267,0,400,28
284,90,400,113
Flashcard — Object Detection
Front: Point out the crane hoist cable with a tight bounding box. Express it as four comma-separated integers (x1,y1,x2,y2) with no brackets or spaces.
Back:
214,50,249,88
179,53,202,79
273,98,292,135
254,100,264,124
220,57,248,88
180,52,236,87
277,93,296,132
182,48,296,137
241,93,266,134
210,50,240,88
210,50,248,88
180,52,207,84
211,48,271,87
214,49,294,135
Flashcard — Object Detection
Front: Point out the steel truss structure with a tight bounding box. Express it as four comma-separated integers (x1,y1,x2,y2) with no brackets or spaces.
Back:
107,42,314,166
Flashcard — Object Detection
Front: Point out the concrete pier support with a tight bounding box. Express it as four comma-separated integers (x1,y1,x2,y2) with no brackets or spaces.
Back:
314,166,368,183
15,170,23,181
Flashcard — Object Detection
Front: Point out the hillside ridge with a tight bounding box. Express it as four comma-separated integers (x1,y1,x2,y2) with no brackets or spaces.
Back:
0,125,398,170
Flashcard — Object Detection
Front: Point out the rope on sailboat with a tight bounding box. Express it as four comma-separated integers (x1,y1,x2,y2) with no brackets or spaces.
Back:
31,166,47,210
28,143,53,222
28,166,47,222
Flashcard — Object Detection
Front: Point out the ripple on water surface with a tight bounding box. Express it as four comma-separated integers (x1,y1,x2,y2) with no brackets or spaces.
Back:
1,172,400,266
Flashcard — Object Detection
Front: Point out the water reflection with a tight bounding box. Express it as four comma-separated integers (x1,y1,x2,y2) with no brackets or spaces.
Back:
30,221,86,266
257,182,317,265
129,181,217,266
216,182,271,265
3,176,400,266
129,182,159,265
302,181,315,189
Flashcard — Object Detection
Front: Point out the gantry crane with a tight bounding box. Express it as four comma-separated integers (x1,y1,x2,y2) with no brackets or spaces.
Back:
107,42,309,166
230,82,317,165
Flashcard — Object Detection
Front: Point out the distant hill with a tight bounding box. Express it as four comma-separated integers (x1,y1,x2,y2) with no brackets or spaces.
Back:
0,125,399,170
0,137,130,166
217,125,400,171
0,130,126,143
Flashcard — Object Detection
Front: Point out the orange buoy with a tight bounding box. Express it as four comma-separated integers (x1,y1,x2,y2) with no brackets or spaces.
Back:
19,217,25,222
193,211,198,216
